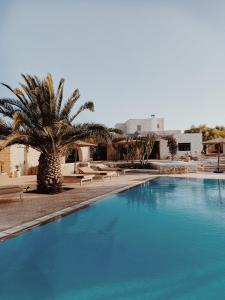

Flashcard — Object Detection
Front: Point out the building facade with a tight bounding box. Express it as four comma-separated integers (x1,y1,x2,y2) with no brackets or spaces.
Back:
0,142,92,177
115,115,164,134
159,133,203,159
0,144,40,176
115,116,203,159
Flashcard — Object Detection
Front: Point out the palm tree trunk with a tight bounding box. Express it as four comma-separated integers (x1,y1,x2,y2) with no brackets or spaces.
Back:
37,152,63,193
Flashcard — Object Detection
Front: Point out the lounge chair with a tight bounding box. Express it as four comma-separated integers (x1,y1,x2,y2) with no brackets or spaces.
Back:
93,163,123,175
78,167,117,180
0,174,28,200
63,174,95,186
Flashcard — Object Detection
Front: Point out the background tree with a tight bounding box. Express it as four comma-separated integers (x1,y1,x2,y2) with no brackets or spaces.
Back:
126,139,138,163
108,128,124,135
185,125,225,141
144,133,156,163
0,74,110,193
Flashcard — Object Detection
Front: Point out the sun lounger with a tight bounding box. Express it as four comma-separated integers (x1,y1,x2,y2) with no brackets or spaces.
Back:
93,163,123,175
63,174,94,186
78,167,116,180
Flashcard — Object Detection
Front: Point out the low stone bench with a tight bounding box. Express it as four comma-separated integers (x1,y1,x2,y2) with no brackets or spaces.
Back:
0,185,24,201
0,175,29,200
159,166,188,174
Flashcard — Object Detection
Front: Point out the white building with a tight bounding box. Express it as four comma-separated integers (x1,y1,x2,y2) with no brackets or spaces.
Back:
115,116,203,159
115,115,164,134
159,132,203,159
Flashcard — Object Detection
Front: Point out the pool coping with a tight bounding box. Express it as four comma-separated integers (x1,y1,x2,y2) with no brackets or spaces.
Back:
0,176,159,242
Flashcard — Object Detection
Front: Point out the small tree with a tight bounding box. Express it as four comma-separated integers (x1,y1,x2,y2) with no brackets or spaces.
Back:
138,134,156,165
138,137,147,165
145,134,156,163
166,135,177,160
127,140,138,163
122,138,138,162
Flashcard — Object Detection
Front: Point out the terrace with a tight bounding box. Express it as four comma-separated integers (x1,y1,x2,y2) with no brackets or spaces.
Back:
0,173,158,239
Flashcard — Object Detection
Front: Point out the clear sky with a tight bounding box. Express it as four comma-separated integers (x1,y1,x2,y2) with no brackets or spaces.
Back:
1,0,225,130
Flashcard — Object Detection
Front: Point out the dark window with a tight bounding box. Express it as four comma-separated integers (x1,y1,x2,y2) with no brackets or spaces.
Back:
66,149,79,163
215,144,223,153
178,143,191,151
92,145,107,161
137,125,142,131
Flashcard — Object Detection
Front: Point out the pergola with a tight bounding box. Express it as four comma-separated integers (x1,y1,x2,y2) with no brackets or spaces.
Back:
203,137,225,173
74,140,96,147
66,141,96,162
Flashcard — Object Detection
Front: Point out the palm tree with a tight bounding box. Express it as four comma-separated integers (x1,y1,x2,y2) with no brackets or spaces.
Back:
0,118,12,139
0,74,110,193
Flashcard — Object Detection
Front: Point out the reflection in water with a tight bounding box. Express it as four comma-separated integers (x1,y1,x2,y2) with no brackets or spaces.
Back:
120,177,225,217
120,178,177,210
201,179,225,212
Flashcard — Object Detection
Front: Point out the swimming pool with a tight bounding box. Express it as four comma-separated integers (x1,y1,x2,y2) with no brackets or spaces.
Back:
1,177,225,299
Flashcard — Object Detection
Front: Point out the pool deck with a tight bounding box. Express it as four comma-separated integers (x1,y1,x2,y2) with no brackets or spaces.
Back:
1,171,225,242
170,172,225,180
0,173,158,241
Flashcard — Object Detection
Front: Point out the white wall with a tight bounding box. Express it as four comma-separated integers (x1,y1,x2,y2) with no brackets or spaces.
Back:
115,123,126,133
9,145,91,176
61,163,75,175
10,145,26,175
149,117,164,131
159,133,202,159
175,133,202,157
79,147,90,162
116,117,164,134
25,147,40,174
159,139,169,159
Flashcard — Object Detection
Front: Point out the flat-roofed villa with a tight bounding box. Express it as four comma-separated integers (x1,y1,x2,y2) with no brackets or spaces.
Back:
115,115,203,159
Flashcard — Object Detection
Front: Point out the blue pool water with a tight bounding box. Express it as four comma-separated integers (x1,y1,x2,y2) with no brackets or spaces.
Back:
1,177,225,299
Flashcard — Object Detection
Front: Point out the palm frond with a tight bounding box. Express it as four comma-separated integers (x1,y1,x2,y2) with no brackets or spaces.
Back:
0,119,12,139
0,74,109,156
60,88,80,119
56,78,65,114
70,101,94,123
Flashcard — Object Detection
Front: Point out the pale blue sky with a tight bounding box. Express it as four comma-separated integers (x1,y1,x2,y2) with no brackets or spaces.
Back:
1,0,225,130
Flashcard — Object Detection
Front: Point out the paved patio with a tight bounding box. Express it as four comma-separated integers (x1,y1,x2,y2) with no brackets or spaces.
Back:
2,171,225,241
0,174,157,233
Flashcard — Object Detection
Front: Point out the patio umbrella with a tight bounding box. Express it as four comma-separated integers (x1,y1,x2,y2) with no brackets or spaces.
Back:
203,137,225,173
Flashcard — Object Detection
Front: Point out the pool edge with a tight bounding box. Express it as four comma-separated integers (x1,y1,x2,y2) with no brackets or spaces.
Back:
0,176,160,243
